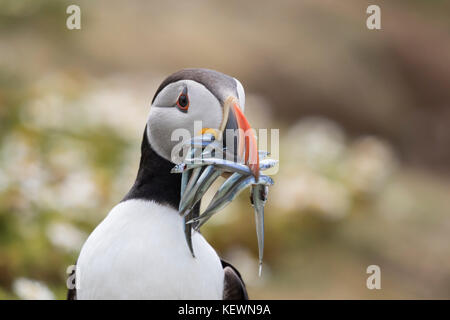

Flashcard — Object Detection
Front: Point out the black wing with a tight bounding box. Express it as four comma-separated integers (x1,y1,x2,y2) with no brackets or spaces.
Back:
221,259,249,300
67,266,77,300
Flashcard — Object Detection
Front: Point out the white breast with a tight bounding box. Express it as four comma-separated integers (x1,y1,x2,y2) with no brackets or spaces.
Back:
76,199,224,299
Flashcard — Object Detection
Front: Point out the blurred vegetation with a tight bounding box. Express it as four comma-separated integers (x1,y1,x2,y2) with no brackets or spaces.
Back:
0,0,449,299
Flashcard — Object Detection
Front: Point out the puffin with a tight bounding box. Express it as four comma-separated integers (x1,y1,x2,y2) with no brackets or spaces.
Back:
68,68,259,300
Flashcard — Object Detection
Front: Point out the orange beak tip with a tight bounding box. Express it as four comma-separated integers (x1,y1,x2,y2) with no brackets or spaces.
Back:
232,101,260,180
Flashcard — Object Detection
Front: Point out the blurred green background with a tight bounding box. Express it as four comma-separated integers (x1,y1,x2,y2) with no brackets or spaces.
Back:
1,0,450,299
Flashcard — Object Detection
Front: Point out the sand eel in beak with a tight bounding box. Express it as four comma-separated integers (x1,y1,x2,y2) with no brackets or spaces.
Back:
174,94,276,275
179,141,275,274
70,69,269,300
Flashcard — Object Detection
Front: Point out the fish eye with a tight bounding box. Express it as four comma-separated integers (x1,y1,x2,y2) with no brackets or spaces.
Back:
176,93,189,111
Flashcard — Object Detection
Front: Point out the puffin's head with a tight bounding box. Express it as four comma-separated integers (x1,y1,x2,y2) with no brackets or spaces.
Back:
147,68,259,177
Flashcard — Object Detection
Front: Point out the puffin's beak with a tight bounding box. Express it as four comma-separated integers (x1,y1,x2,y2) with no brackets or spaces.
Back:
220,97,260,180
232,102,259,180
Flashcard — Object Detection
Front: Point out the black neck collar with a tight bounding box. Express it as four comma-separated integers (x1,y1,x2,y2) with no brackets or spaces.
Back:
122,128,181,210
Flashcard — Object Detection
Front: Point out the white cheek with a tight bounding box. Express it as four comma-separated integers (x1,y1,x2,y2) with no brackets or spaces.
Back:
147,107,189,162
187,83,222,131
147,80,223,162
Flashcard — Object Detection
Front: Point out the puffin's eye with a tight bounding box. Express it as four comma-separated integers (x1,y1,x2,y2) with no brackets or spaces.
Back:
176,93,189,112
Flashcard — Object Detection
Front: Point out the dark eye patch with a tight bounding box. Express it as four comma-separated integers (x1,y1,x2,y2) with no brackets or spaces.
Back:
178,94,188,108
176,86,189,112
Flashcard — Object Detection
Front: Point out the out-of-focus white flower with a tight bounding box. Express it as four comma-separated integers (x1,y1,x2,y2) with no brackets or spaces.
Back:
19,163,50,204
344,136,398,195
273,171,351,220
24,92,68,130
56,171,99,209
23,73,151,138
81,87,146,138
111,145,140,199
46,222,87,252
48,141,88,173
1,133,51,211
1,133,32,181
77,75,151,138
13,278,55,300
286,117,347,170
22,72,86,131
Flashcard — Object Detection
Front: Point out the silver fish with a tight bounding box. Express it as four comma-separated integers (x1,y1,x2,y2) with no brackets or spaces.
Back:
206,172,243,206
175,157,277,174
191,169,222,209
199,140,227,157
181,145,205,257
189,174,255,229
184,133,215,144
180,167,203,214
179,169,190,206
181,162,207,171
176,133,275,272
185,172,243,228
180,169,195,257
183,208,195,257
179,165,217,213
182,134,216,152
251,184,268,277
259,158,278,171
184,141,225,164
171,162,187,174
187,174,274,228
255,175,275,186
185,158,250,175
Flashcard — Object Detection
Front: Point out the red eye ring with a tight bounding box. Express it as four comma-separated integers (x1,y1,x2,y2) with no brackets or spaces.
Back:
176,93,189,111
